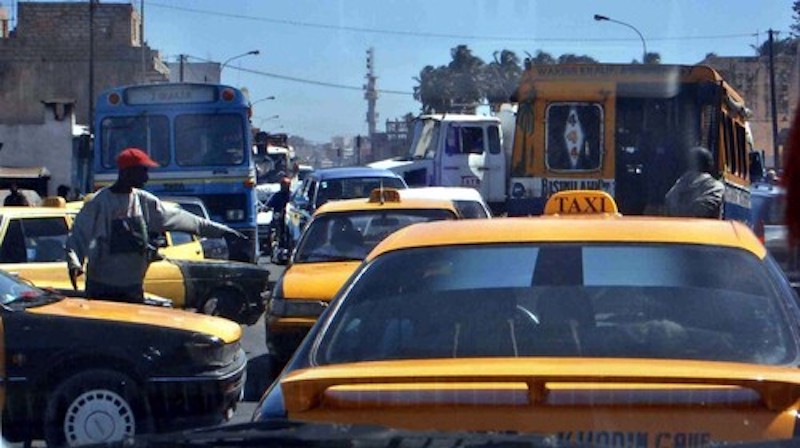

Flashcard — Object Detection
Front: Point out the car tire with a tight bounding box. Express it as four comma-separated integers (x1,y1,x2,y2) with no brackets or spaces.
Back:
44,369,147,447
202,288,243,321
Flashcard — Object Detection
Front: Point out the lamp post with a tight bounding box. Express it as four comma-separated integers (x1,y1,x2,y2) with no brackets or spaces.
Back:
250,95,276,107
594,14,647,63
220,50,260,72
257,115,280,128
268,125,284,133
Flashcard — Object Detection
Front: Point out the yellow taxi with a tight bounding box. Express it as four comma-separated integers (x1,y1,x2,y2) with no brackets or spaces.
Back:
255,191,800,446
265,188,460,361
0,200,269,324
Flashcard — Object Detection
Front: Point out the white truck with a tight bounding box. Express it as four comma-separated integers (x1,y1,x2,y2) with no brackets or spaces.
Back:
369,113,513,213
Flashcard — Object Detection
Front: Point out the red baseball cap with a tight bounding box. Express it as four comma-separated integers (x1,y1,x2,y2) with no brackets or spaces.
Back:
117,148,159,170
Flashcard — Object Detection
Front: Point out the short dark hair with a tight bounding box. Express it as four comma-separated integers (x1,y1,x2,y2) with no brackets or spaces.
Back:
689,146,715,174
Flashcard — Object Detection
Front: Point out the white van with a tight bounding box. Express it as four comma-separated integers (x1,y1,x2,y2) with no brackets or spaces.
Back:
399,186,492,219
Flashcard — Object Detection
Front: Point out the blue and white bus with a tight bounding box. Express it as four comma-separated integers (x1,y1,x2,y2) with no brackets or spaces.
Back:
93,83,258,262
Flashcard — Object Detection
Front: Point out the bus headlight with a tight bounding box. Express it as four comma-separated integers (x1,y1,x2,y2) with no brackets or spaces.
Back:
226,209,245,221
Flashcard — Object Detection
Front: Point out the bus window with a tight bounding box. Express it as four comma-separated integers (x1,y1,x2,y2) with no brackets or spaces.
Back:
175,114,245,166
546,103,602,171
100,115,170,168
723,116,736,175
736,123,747,180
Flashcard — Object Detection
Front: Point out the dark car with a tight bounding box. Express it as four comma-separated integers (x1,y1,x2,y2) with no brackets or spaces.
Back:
284,167,407,248
751,182,798,287
0,270,246,446
159,196,230,260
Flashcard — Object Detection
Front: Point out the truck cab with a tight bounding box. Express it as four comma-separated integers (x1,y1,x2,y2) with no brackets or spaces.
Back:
369,115,506,213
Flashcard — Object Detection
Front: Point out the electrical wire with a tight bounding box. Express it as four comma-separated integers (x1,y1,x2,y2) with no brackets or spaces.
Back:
148,2,758,43
185,55,414,95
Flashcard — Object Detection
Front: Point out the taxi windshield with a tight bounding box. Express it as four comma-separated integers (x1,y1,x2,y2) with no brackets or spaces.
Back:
317,244,796,366
315,178,407,207
294,209,455,263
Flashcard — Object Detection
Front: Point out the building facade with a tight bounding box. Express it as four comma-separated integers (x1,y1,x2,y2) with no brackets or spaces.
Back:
0,1,169,194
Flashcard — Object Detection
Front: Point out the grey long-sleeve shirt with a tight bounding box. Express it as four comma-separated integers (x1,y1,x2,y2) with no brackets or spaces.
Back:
66,187,231,288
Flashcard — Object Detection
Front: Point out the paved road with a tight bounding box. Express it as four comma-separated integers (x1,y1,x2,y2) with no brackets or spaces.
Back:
229,259,286,425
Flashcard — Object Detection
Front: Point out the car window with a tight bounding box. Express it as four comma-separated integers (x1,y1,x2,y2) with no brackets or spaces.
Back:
294,209,455,263
445,126,485,155
170,231,195,246
318,244,793,366
0,218,68,263
453,200,489,219
315,177,407,208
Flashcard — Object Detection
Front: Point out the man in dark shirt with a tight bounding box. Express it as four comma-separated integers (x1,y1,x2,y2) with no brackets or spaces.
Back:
4,184,29,207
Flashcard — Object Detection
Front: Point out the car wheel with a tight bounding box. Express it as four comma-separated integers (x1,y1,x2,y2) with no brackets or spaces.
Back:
202,288,243,321
44,369,146,447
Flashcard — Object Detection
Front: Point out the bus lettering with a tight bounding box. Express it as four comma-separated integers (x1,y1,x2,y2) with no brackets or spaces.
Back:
541,178,613,196
557,431,711,448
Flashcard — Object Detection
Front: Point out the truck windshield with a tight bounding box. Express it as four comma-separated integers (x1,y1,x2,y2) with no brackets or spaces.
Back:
100,115,170,168
175,113,245,166
407,119,440,159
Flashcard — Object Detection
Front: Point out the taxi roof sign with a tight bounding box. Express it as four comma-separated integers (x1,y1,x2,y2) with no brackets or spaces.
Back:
543,190,618,216
368,188,401,204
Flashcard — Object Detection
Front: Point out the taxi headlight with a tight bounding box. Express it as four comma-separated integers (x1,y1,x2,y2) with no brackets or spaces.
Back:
268,297,328,318
185,334,239,367
226,209,246,221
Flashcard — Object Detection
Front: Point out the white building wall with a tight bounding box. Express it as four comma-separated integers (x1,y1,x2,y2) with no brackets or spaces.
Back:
0,104,76,195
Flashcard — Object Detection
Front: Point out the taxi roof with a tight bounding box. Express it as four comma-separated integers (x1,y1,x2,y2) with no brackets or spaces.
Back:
367,217,765,260
315,195,457,216
0,206,69,216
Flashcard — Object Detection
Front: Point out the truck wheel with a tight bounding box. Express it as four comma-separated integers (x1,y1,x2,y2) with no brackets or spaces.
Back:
202,289,243,321
44,369,146,447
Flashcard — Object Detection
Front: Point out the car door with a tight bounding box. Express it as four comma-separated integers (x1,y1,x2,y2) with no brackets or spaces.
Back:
287,179,315,244
0,215,76,290
440,124,488,194
484,124,506,203
163,231,204,260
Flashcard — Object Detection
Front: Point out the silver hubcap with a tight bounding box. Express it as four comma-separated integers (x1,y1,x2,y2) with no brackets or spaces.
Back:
64,389,135,446
203,298,220,315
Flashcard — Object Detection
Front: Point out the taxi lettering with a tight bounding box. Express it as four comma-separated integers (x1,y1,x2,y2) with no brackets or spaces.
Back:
554,195,612,214
557,431,711,448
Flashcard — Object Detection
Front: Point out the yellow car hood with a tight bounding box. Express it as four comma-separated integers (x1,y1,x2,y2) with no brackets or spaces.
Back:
282,261,362,301
29,298,241,343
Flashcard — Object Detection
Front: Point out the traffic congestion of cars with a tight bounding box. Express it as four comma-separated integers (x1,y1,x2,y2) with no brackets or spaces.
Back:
3,3,800,447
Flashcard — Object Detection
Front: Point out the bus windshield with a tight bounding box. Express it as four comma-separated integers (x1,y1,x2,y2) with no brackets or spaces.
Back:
175,113,246,166
100,115,170,168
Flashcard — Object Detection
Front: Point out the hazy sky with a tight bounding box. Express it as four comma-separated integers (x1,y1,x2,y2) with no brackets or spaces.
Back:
136,0,794,142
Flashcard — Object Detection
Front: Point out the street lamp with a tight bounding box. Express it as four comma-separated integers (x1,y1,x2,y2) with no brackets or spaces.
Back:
220,50,260,72
594,14,647,63
257,115,280,127
250,96,276,107
268,125,284,133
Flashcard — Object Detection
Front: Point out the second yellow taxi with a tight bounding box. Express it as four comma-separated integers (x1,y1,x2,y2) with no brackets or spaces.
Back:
265,188,461,361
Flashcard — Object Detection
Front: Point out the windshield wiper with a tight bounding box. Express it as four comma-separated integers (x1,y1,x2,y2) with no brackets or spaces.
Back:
110,421,556,447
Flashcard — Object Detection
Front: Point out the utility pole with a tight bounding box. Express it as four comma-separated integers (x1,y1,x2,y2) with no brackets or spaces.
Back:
140,0,145,84
88,0,96,136
364,48,377,140
768,29,780,169
179,54,185,82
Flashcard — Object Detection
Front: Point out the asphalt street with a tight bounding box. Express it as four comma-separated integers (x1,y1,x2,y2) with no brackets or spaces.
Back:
229,259,286,425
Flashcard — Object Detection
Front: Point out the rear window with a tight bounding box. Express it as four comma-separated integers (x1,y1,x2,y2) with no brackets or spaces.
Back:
454,200,489,219
317,244,795,366
315,177,407,207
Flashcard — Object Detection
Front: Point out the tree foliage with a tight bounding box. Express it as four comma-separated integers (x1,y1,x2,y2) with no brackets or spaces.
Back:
413,46,600,113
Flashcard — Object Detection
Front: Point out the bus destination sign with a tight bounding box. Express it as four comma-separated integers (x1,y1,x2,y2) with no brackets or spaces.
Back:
126,85,218,105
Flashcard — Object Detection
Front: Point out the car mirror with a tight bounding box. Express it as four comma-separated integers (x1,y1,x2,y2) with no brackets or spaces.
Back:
153,235,168,248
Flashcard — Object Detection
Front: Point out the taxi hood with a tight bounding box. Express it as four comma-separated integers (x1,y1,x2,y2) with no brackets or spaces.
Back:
283,357,800,412
283,261,361,301
30,298,241,343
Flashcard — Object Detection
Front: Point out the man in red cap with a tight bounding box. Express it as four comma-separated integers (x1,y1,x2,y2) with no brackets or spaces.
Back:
66,148,245,303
